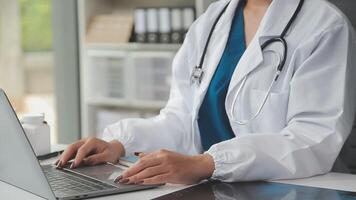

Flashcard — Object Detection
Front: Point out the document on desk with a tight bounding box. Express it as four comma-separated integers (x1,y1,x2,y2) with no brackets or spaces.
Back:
154,181,356,200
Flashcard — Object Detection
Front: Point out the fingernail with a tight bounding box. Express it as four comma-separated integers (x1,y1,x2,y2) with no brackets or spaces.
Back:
134,152,141,156
119,178,129,184
56,161,62,169
114,176,123,183
135,180,144,185
70,162,75,169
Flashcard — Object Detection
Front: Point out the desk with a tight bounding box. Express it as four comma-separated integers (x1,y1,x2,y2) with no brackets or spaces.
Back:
1,172,356,200
2,144,356,199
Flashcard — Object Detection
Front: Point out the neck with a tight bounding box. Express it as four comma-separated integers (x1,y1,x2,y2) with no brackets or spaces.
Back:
245,0,272,9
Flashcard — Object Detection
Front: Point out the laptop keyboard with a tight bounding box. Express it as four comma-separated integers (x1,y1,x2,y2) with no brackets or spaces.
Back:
43,166,116,195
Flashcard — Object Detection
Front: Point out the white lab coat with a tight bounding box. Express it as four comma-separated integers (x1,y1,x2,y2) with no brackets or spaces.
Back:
103,0,356,182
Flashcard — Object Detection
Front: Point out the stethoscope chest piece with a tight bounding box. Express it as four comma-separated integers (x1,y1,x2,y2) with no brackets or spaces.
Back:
191,65,205,86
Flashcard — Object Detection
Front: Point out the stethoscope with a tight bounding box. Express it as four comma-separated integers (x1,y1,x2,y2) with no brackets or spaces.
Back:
190,0,304,125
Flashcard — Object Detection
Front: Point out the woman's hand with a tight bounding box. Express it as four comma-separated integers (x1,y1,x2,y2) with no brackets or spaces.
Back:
115,150,215,185
56,137,125,168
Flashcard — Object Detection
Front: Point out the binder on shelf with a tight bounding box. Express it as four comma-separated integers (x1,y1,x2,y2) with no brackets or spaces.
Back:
147,8,159,43
134,9,147,43
171,8,184,44
158,8,171,43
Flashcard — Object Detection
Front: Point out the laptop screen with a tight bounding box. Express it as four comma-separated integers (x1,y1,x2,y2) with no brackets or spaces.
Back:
0,89,56,200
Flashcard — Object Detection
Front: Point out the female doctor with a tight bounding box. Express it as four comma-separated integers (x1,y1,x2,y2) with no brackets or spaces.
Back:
58,0,356,185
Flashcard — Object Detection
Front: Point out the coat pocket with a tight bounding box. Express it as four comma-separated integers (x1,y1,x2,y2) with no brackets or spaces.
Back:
231,89,289,133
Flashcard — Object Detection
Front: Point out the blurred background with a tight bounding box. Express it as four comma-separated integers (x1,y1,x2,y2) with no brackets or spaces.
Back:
0,0,216,145
0,0,55,142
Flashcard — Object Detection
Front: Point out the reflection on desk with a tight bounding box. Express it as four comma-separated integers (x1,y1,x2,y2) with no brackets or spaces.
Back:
155,181,356,200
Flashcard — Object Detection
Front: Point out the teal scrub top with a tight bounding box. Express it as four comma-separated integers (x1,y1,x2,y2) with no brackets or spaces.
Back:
198,0,246,151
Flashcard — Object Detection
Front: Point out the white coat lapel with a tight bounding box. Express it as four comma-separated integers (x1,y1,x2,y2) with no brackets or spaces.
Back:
192,0,241,118
227,0,302,95
227,37,263,92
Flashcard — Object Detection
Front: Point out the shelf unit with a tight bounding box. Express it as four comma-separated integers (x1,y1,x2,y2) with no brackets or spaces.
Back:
78,0,216,137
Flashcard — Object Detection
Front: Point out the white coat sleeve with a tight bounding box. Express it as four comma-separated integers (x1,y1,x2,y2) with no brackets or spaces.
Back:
206,23,356,181
101,25,199,156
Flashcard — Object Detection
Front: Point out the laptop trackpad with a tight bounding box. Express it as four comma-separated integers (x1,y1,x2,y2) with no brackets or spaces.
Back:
66,164,124,185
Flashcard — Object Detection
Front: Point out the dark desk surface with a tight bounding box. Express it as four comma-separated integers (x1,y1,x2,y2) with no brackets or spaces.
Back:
155,181,356,200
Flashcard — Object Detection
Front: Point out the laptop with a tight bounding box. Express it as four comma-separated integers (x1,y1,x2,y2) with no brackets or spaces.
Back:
0,89,159,200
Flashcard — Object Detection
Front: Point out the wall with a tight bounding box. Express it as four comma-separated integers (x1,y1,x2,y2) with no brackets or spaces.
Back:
52,0,81,144
0,0,25,109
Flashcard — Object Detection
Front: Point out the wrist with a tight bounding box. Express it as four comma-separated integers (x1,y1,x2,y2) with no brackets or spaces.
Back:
192,153,215,180
109,140,125,157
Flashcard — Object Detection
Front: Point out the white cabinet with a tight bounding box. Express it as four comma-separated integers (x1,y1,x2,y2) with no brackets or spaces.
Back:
131,52,174,102
78,0,216,137
87,50,128,99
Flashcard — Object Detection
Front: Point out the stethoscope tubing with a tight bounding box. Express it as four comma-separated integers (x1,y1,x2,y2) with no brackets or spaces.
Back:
230,50,281,125
192,0,304,125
